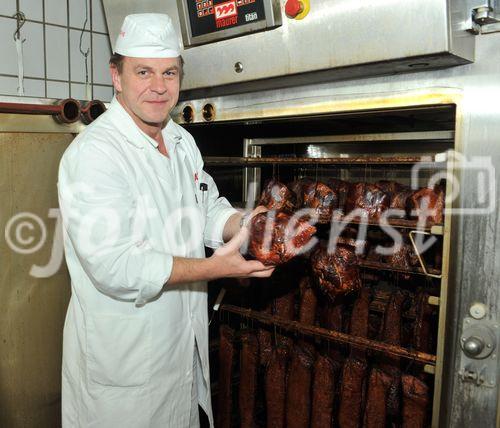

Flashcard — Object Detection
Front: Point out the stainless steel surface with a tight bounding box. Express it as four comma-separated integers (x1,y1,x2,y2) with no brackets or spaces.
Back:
470,302,488,320
242,138,260,204
462,337,485,357
459,318,499,388
103,0,474,92
461,324,497,360
465,0,500,32
0,131,73,427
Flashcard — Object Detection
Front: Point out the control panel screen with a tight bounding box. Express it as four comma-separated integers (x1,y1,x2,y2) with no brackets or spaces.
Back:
185,0,267,37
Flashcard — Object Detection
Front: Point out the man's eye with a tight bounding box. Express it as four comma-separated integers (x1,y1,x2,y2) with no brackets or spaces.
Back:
138,70,148,76
164,71,177,77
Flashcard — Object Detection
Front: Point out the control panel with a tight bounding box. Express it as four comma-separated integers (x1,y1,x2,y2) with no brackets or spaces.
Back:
177,0,281,47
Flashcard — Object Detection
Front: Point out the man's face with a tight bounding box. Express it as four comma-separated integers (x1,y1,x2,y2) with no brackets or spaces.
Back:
110,56,181,127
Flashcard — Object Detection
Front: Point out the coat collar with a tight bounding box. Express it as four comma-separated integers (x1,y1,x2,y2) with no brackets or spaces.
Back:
108,97,183,151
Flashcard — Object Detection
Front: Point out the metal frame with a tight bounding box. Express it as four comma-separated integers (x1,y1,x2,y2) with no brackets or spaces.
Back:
246,131,455,146
204,90,462,427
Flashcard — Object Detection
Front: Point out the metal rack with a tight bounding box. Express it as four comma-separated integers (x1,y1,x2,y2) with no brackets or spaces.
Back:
220,304,437,366
204,155,443,166
206,125,452,426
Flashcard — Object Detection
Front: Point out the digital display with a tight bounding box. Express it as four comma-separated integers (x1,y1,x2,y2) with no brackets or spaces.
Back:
185,0,267,38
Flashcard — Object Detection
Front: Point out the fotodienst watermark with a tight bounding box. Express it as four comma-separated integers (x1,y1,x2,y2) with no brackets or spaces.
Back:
3,150,495,278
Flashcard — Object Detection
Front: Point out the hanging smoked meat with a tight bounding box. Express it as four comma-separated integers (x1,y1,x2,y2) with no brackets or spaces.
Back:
327,178,351,215
299,276,318,325
216,325,235,428
257,328,273,367
289,178,339,224
349,287,371,360
345,182,390,222
385,238,419,280
402,374,430,428
379,290,406,423
319,299,345,362
311,244,362,300
409,185,445,224
258,179,296,212
265,346,289,428
338,358,368,428
311,355,335,428
338,288,371,428
413,290,434,354
248,211,317,265
239,331,259,428
274,289,296,320
375,180,412,215
286,346,314,428
362,367,393,428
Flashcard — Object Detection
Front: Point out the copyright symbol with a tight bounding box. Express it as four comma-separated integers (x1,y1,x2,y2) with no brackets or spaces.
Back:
4,212,47,254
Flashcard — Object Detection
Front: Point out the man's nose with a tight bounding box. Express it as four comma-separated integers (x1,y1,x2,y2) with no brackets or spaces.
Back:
150,74,167,93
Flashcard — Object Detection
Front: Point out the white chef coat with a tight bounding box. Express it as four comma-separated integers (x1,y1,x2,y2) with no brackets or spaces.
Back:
58,97,237,428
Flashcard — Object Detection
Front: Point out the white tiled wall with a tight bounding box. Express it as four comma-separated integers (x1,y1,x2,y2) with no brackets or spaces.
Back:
0,0,114,102
0,0,17,17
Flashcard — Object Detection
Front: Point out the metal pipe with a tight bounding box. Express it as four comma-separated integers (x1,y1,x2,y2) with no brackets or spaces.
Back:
80,99,107,124
0,98,81,123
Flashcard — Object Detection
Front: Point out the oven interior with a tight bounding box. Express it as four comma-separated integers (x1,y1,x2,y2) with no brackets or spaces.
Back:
184,103,456,427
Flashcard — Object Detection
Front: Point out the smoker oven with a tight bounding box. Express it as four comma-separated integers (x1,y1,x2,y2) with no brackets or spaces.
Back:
102,0,500,426
183,96,455,427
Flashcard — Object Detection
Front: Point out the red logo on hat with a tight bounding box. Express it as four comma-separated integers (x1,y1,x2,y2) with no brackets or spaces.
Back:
194,172,199,182
120,31,126,37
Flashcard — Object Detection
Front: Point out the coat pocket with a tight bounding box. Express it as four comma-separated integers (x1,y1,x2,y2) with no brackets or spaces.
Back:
86,313,152,388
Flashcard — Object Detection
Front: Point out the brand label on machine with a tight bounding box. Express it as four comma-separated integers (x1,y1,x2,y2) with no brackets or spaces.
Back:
186,0,266,37
215,1,238,28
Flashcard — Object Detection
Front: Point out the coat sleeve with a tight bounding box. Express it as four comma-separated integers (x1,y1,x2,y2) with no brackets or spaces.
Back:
58,140,172,306
188,139,238,248
201,169,239,248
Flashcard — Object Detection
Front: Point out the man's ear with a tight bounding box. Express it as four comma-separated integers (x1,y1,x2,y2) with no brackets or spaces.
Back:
110,65,122,93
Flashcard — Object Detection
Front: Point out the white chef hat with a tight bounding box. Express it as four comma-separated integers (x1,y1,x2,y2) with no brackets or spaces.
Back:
114,13,182,58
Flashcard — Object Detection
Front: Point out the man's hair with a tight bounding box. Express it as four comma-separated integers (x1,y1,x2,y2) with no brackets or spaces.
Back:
109,52,125,73
109,53,185,80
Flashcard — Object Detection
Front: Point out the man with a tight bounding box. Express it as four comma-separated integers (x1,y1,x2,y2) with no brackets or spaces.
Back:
58,13,272,428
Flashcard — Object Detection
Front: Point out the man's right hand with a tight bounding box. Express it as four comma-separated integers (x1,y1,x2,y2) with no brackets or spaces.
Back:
166,227,274,286
210,226,275,279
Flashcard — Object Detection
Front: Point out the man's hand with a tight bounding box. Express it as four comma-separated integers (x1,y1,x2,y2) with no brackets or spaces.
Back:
212,226,275,278
167,206,274,287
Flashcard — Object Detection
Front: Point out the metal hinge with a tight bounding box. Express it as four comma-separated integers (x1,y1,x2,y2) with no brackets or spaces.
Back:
466,1,500,34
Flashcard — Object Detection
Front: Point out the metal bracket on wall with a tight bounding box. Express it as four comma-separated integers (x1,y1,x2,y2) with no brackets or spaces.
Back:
458,316,499,388
466,1,500,34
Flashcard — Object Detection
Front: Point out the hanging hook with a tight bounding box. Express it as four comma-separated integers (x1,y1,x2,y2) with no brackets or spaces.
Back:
13,12,26,42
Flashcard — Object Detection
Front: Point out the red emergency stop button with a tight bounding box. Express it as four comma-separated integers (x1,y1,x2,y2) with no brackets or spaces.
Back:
285,0,304,18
